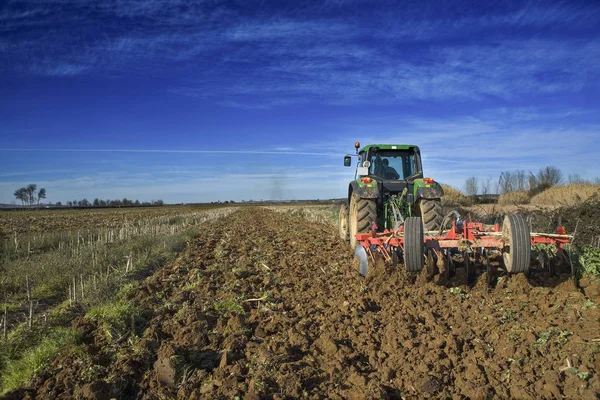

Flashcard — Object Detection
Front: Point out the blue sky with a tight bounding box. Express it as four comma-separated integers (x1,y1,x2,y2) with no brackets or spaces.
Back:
1,0,599,203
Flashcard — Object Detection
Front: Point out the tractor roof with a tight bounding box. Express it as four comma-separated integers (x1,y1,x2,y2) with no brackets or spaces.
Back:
359,144,420,153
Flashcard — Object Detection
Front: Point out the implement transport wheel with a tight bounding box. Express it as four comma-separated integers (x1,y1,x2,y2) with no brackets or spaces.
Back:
339,202,349,242
502,214,531,274
418,198,443,232
349,193,377,249
404,217,424,272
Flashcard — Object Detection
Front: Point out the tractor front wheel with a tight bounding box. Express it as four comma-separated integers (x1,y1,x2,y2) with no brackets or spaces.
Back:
418,198,443,232
349,194,377,249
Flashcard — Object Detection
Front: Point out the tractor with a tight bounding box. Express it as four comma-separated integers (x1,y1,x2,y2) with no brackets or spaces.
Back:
338,142,573,283
339,142,444,248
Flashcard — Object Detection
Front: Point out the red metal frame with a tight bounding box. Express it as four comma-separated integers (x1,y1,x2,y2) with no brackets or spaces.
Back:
356,219,572,263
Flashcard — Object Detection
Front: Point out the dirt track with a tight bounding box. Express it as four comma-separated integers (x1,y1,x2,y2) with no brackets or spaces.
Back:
9,208,600,399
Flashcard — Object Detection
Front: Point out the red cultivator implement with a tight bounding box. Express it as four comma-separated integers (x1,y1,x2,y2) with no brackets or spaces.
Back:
354,213,573,284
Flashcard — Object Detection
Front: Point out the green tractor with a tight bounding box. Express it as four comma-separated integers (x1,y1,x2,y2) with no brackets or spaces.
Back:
339,142,444,248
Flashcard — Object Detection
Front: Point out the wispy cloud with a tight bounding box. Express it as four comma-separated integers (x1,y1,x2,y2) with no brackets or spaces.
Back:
0,148,341,157
2,1,598,107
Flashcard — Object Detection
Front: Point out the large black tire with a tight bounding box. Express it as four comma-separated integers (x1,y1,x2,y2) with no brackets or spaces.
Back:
502,214,531,273
349,194,377,249
404,217,424,272
418,198,443,232
339,203,349,242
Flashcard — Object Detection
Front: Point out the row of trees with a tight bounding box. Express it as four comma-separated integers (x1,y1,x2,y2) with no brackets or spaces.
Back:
13,184,46,207
60,198,164,207
12,185,164,208
464,166,600,196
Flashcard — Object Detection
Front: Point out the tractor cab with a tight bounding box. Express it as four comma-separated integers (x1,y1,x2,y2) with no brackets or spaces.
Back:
359,145,423,182
345,143,423,182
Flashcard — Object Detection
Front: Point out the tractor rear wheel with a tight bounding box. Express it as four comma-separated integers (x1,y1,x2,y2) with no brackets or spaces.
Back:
349,193,376,249
418,198,443,232
404,217,424,272
339,202,349,242
502,214,531,273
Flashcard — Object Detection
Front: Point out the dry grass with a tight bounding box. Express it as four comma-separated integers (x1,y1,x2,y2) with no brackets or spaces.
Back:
441,185,469,207
265,204,338,226
498,191,530,205
531,184,600,207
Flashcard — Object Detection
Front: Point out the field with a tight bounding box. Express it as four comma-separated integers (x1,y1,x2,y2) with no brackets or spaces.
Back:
1,205,600,398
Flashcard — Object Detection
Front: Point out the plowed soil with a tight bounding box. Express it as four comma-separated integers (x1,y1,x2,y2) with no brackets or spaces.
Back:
7,208,600,399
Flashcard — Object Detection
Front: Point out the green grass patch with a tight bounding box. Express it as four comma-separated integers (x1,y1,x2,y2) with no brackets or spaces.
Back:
214,299,245,316
85,300,140,340
0,327,79,395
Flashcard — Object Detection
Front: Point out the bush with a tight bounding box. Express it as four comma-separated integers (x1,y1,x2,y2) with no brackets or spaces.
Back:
498,191,530,205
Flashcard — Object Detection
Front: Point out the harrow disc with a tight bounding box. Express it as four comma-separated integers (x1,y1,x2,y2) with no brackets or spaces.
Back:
483,249,494,286
426,250,437,278
444,250,456,280
502,214,531,274
464,251,475,285
538,250,554,277
354,245,369,277
391,249,400,267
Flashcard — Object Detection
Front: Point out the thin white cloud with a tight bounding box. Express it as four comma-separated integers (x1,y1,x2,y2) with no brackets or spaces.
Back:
0,148,341,157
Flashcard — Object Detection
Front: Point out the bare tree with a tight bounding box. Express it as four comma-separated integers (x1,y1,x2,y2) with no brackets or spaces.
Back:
498,171,514,194
464,177,478,197
515,170,528,191
567,174,589,185
26,184,37,207
37,188,46,205
529,166,563,195
480,178,492,196
498,170,529,193
14,188,27,207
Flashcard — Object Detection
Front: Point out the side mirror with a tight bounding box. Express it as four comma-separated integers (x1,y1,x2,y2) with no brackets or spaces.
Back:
343,156,352,167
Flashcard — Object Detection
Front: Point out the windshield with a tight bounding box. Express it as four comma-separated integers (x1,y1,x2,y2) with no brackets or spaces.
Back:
369,150,417,180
